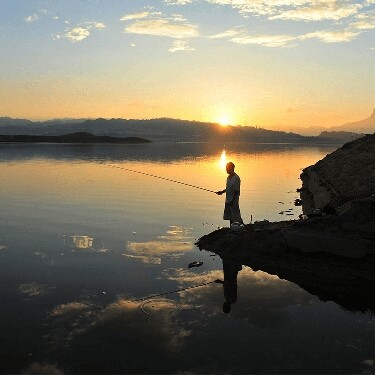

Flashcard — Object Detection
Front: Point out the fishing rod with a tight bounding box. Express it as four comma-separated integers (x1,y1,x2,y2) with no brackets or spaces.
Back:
99,162,217,194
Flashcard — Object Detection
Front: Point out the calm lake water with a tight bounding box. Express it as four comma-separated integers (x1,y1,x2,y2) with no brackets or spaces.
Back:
0,142,374,374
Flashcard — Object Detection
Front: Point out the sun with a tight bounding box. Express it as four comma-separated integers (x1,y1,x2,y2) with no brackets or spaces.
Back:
218,117,231,126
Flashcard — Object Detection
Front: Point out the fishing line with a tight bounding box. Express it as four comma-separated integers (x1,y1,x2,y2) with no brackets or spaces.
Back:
99,162,216,193
123,279,223,304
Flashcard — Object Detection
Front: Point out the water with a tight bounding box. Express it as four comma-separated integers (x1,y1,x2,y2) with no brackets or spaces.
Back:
0,142,374,374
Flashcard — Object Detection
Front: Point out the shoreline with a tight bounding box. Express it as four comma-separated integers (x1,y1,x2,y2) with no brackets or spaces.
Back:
196,133,375,311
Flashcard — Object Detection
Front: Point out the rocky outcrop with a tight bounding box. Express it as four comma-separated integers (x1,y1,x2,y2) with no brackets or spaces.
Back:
198,226,375,313
197,196,375,259
197,133,375,258
300,133,375,213
196,134,375,311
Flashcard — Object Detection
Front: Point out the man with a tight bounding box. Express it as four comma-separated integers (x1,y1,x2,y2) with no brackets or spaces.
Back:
216,162,243,225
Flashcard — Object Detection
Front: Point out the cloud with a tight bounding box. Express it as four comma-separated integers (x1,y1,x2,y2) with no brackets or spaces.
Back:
350,10,375,29
164,0,193,4
122,254,161,265
123,226,194,264
209,28,244,39
65,27,91,42
269,2,362,21
169,40,195,51
19,282,47,296
126,240,192,254
120,12,150,21
124,18,199,38
63,21,106,42
223,24,363,47
50,302,91,317
85,21,106,29
172,13,189,21
25,13,39,23
206,0,364,22
351,20,375,29
231,33,298,47
24,8,50,23
206,0,311,16
23,362,64,375
299,29,361,42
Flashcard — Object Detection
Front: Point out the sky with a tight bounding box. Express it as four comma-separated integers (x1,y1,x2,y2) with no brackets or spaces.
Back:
0,0,374,130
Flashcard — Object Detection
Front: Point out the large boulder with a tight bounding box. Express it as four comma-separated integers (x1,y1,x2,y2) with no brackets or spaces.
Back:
300,133,375,213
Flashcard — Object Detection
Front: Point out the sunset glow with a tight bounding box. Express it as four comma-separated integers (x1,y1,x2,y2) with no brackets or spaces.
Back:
0,1,374,129
218,117,230,127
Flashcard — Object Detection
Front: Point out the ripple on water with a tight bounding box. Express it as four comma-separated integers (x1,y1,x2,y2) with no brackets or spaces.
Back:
141,298,180,316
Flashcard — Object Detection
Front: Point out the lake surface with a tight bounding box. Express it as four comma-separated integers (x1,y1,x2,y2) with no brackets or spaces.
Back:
1,142,374,374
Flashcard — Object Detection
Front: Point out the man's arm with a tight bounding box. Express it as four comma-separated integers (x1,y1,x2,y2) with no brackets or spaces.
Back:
215,189,226,195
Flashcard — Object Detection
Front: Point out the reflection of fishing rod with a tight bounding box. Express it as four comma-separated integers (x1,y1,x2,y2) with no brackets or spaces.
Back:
124,279,223,304
99,162,217,194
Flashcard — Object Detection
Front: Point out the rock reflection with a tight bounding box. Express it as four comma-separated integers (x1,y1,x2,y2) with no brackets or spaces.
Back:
166,266,316,326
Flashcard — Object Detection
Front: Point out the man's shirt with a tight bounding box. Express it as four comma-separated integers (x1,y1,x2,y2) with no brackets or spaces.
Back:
225,173,241,203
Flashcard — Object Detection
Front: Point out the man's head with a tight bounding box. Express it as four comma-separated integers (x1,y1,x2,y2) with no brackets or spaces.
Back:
223,301,232,314
226,162,235,175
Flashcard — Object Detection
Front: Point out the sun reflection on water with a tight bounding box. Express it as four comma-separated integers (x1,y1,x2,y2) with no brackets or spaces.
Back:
219,149,227,170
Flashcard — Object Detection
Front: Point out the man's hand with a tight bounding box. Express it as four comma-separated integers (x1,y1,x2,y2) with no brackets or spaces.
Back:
215,190,224,195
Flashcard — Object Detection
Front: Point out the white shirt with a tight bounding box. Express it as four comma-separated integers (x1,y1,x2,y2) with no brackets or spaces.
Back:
226,173,241,203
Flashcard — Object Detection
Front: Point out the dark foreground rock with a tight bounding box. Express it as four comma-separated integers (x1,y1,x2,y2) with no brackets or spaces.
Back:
196,133,375,312
196,216,375,313
198,226,375,313
300,133,375,214
197,197,375,259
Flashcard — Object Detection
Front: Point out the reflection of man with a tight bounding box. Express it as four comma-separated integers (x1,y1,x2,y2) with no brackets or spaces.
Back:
215,162,243,225
221,256,242,313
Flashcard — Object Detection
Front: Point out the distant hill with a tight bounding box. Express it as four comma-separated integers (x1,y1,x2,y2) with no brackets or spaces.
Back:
316,131,364,143
0,117,34,127
0,116,364,144
330,107,375,134
0,132,151,144
0,117,305,142
288,107,375,136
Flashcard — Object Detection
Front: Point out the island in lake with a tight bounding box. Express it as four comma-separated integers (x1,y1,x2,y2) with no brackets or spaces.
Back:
0,132,152,144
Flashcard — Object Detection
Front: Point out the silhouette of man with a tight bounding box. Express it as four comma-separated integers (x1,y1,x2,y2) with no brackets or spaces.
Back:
216,162,243,225
221,256,242,313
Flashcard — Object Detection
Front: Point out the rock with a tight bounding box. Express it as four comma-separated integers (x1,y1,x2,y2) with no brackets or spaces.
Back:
300,133,375,214
196,134,375,311
201,134,375,258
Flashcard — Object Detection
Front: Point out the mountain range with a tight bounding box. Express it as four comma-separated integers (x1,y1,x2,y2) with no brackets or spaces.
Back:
284,108,375,136
0,108,374,143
